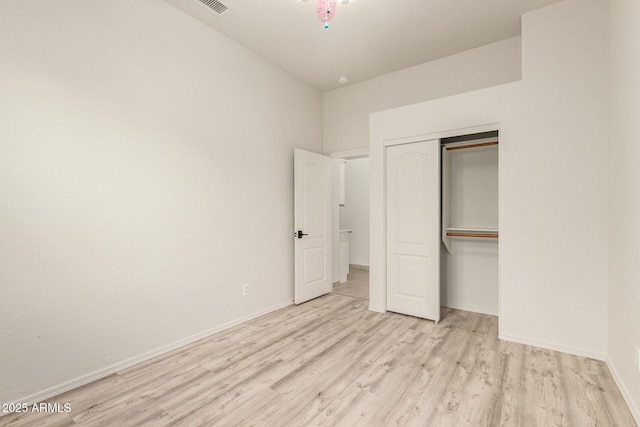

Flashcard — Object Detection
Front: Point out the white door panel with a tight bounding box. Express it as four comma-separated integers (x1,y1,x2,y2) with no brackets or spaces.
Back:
396,254,428,298
386,140,440,321
302,164,324,237
294,149,332,304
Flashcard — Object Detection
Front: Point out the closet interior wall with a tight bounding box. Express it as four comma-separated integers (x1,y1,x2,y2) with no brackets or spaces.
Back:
441,135,499,315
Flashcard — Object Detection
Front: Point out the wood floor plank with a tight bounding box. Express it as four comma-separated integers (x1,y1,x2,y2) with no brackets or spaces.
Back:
80,400,174,427
115,324,263,382
278,327,422,425
56,363,203,421
294,323,437,425
3,292,636,427
302,385,378,427
2,410,74,427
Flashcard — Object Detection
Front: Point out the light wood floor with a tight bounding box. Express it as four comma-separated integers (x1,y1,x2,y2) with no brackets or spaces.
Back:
332,267,369,300
3,294,636,427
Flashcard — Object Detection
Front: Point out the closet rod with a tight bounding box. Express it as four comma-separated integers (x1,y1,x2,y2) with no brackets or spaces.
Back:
446,232,499,238
445,141,498,151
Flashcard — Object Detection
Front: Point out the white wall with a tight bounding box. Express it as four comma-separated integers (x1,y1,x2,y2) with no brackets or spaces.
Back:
0,0,322,404
323,37,522,153
608,0,640,422
339,158,370,267
370,0,608,359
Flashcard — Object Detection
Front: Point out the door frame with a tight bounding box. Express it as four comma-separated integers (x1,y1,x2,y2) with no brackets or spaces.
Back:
373,123,501,324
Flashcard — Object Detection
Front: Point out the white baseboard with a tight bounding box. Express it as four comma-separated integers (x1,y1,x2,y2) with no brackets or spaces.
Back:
499,333,606,361
442,303,498,317
606,358,640,425
5,299,294,412
368,304,386,313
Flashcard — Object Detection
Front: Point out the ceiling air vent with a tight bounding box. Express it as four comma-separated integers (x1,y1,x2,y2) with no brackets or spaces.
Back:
196,0,228,15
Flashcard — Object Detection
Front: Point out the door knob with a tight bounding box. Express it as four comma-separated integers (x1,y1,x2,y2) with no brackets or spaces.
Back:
297,230,309,239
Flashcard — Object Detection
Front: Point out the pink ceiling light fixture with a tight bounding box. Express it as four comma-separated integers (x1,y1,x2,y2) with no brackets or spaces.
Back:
316,0,337,29
303,0,349,29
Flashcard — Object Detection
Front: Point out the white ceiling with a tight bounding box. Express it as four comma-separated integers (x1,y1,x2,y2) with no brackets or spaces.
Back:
166,0,562,91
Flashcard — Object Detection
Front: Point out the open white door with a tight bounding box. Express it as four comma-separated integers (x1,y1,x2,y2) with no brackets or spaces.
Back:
294,148,332,304
386,140,440,321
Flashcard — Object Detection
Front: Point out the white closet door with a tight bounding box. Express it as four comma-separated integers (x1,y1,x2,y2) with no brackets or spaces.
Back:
386,140,440,322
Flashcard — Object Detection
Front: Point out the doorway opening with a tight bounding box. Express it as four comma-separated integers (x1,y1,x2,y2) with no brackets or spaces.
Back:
331,155,370,301
441,130,499,317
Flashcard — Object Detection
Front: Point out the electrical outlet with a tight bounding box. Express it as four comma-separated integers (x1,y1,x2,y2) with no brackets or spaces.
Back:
242,284,250,297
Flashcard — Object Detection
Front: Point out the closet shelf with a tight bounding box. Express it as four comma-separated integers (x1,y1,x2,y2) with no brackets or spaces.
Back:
445,227,498,239
445,141,498,151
